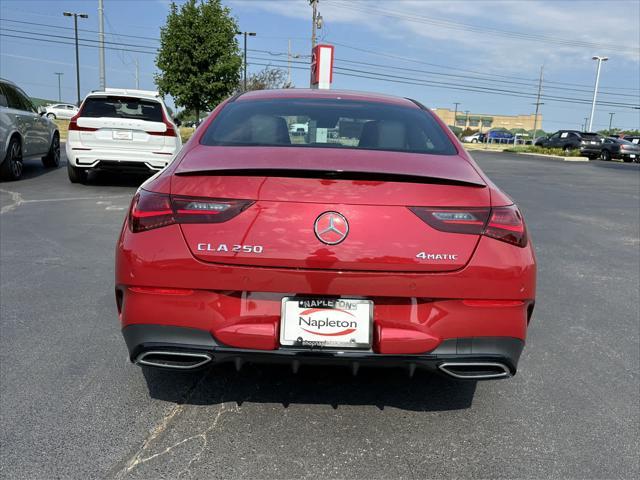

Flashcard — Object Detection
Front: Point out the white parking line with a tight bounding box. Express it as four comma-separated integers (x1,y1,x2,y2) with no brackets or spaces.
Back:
0,188,24,214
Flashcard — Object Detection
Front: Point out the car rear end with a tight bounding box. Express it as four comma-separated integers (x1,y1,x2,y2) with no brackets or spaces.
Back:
579,133,604,159
115,91,536,380
616,139,640,162
66,91,181,175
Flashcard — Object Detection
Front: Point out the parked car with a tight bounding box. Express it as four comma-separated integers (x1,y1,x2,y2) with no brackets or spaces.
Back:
0,78,60,181
462,132,485,143
536,130,602,152
486,130,514,143
43,103,79,120
117,88,536,381
581,136,640,162
623,135,639,145
65,88,181,183
289,122,308,135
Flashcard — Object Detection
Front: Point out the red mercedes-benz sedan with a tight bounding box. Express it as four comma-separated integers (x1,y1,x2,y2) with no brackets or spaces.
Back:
115,89,536,380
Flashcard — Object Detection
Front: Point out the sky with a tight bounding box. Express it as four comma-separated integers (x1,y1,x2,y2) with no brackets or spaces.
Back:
1,0,639,132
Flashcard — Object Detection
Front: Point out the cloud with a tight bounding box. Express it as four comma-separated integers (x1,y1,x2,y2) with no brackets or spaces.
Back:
230,0,640,75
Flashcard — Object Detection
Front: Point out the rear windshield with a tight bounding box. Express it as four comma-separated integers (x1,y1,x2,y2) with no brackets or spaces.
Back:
201,98,457,155
81,96,163,122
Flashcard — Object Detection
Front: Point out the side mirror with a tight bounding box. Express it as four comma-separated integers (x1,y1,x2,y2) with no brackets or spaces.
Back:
174,119,182,127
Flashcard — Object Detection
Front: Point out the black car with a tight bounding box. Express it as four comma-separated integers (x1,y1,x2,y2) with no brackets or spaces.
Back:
581,137,640,162
535,130,602,152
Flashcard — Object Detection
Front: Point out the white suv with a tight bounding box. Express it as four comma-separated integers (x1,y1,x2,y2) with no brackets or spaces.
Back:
66,88,181,183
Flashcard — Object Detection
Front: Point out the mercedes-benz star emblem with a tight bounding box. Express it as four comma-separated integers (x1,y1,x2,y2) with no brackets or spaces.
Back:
314,212,349,245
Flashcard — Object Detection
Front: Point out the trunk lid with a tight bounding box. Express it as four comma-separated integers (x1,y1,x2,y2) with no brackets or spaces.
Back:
173,146,489,272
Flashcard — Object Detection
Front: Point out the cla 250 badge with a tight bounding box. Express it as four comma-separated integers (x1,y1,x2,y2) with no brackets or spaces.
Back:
197,243,264,253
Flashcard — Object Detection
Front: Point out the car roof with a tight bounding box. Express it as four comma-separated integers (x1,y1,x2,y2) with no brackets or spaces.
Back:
86,88,161,101
235,88,420,108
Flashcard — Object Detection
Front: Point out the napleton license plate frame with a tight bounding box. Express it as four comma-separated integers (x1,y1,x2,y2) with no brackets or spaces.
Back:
279,297,374,350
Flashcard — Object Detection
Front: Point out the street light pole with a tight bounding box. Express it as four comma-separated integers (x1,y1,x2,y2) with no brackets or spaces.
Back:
608,112,615,132
63,11,88,106
98,0,106,90
588,55,608,132
237,31,256,91
54,72,63,102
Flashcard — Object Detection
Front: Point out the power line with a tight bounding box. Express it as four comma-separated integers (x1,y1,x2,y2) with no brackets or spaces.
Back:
246,55,638,109
2,16,637,93
328,0,640,54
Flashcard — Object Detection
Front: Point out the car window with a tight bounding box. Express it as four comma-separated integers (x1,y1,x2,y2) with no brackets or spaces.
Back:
80,96,164,122
0,84,8,108
3,84,30,111
550,132,560,139
201,98,457,155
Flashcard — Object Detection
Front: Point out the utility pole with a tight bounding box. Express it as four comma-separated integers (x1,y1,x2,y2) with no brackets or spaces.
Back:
311,0,318,48
63,11,88,106
532,65,544,145
453,102,460,128
237,31,256,91
608,112,615,131
134,58,139,89
54,72,63,102
588,56,608,132
98,0,106,90
583,117,589,131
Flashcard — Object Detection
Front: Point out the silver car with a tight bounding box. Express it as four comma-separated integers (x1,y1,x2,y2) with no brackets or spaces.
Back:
44,103,79,120
0,78,60,181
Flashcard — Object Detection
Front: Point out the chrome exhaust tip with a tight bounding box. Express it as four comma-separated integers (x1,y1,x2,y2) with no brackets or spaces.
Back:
438,362,512,380
135,350,212,370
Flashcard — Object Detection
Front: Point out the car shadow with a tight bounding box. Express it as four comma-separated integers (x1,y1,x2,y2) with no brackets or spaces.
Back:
141,363,477,412
87,170,153,188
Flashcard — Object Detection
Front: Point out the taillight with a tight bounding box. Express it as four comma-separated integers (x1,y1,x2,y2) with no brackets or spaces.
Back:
129,191,175,233
484,205,527,247
68,113,98,132
148,112,177,137
128,189,253,233
409,204,528,247
409,207,490,235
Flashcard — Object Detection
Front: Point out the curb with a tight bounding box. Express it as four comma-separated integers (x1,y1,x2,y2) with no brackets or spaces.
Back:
510,152,589,162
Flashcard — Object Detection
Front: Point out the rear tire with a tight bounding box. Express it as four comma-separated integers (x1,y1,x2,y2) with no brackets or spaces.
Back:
0,137,23,181
563,145,573,154
42,132,60,168
67,162,88,184
601,150,611,161
622,157,632,163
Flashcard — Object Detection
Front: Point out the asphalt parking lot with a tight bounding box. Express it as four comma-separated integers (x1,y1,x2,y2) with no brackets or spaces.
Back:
1,149,638,479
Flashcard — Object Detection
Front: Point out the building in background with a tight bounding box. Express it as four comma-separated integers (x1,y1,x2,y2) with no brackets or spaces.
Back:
432,108,541,131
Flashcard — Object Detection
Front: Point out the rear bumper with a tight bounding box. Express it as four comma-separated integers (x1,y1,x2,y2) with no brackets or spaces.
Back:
66,144,176,171
122,324,525,379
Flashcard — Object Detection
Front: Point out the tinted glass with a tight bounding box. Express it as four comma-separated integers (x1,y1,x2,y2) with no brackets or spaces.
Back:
81,96,163,122
0,84,8,108
3,84,30,111
201,98,457,155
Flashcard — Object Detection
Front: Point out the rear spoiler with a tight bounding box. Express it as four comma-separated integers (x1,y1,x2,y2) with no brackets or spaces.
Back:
174,168,486,188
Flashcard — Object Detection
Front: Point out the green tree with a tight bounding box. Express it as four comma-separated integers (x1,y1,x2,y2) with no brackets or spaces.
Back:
155,0,241,121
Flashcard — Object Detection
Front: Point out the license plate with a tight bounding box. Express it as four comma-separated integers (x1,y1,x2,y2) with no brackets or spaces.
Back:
113,130,133,140
631,154,637,158
280,297,373,349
